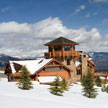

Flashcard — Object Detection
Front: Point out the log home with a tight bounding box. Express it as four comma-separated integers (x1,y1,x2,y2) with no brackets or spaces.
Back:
5,37,95,84
5,58,72,83
44,37,95,83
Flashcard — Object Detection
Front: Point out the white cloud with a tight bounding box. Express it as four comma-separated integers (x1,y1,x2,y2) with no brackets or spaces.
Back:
80,5,85,10
75,5,85,13
84,12,98,18
0,17,107,57
89,0,108,3
84,13,90,18
0,21,31,35
93,12,98,16
102,18,108,24
1,7,9,13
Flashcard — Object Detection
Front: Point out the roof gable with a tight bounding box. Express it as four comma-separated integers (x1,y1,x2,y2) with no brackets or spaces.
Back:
9,58,72,75
45,37,79,46
9,58,52,74
34,58,72,75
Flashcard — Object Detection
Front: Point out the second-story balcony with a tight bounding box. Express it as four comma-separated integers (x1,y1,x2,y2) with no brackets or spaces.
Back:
44,51,81,58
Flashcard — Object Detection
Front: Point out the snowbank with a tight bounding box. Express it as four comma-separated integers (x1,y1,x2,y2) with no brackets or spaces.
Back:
0,71,4,73
100,76,108,80
38,76,62,83
0,79,108,108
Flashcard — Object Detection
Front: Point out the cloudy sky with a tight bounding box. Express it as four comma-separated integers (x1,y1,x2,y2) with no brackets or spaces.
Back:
0,0,108,57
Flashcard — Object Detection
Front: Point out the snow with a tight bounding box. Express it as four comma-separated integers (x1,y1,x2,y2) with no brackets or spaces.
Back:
9,58,52,74
0,78,108,108
75,61,80,67
38,76,62,83
88,58,92,60
0,71,4,73
100,76,108,80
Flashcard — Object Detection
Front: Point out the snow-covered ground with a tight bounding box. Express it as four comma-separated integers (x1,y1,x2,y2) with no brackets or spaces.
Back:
0,71,4,73
100,76,108,80
0,78,108,108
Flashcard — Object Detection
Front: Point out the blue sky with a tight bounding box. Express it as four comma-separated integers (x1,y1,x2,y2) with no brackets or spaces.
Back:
0,0,108,57
0,0,108,35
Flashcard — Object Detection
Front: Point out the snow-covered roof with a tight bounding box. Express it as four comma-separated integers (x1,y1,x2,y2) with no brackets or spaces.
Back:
9,58,52,74
88,57,92,61
87,57,95,66
75,61,81,67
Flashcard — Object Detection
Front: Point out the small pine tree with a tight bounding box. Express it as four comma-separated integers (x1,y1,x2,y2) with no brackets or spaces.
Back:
17,66,33,90
103,77,107,84
49,76,64,96
61,78,69,91
101,84,108,93
105,85,108,93
81,75,86,86
95,76,102,87
101,84,106,92
81,69,97,98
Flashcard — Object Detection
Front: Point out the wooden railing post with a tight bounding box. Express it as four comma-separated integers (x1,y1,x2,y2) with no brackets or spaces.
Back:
52,46,54,57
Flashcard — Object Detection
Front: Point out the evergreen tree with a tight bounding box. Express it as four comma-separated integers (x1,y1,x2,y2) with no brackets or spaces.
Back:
105,85,108,93
49,76,64,96
81,75,86,86
101,84,108,93
81,69,97,98
101,84,106,92
95,76,102,87
17,66,33,90
61,78,69,91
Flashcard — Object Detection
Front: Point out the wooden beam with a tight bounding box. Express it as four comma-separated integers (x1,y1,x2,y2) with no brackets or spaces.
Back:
45,65,61,67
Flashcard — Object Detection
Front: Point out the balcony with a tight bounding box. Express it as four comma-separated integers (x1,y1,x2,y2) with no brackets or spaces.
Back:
44,51,80,58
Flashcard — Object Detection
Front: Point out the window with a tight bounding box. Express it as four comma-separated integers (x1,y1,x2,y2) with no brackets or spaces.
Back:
67,59,70,65
77,70,81,75
64,46,71,51
54,46,62,51
49,47,52,52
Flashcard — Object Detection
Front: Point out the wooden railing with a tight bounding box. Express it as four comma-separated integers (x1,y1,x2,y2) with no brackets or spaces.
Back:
44,51,80,58
94,72,107,77
94,71,108,84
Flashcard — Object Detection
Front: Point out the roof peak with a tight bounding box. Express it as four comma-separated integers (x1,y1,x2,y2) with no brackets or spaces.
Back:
45,36,79,46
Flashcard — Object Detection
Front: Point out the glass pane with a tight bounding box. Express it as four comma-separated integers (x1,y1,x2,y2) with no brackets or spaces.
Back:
54,46,62,51
49,47,52,52
64,46,71,51
67,59,70,65
77,70,81,75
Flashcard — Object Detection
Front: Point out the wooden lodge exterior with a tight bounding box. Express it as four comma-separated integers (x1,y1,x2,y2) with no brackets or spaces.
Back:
44,37,80,60
44,37,95,83
5,37,96,84
5,58,72,83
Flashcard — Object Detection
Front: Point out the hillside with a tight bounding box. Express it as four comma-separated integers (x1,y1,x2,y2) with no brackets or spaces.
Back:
0,54,39,68
0,54,20,68
0,52,108,71
0,78,108,108
88,52,108,71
